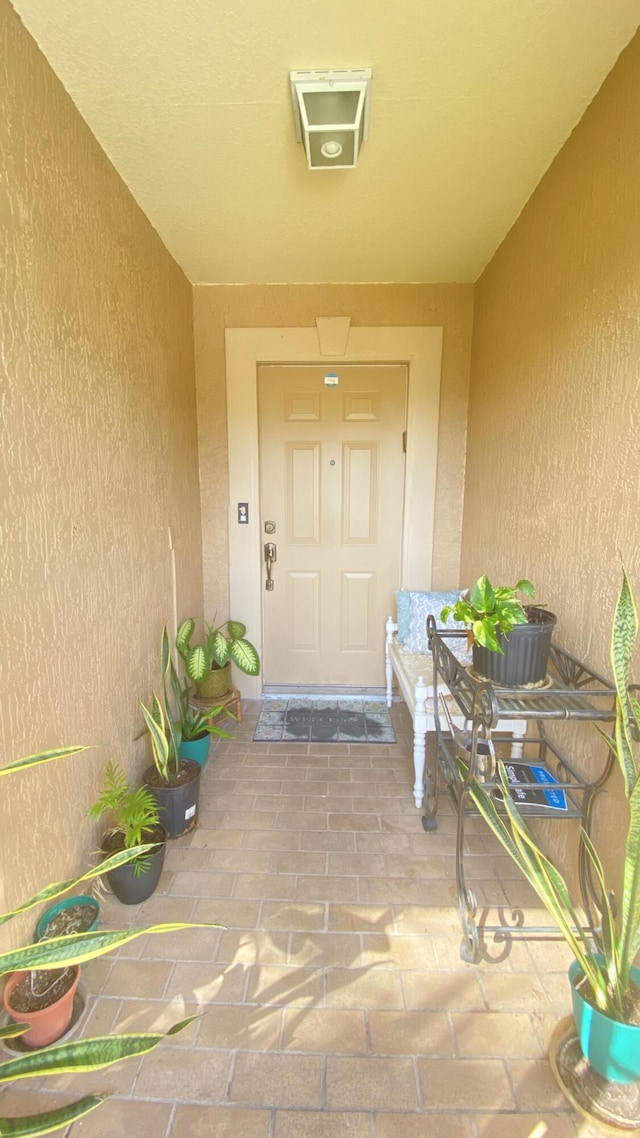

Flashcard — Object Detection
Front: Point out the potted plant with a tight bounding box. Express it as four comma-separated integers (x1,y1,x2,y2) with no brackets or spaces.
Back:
3,963,82,1049
35,894,100,941
140,627,202,838
169,652,234,767
467,570,640,1086
441,575,556,686
0,744,214,1136
88,760,167,904
176,616,260,699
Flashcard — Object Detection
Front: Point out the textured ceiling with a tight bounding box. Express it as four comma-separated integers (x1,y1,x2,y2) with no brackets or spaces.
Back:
10,0,640,284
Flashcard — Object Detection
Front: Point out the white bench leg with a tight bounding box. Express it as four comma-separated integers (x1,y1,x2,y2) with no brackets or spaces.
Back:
385,617,396,709
509,719,527,758
413,675,428,808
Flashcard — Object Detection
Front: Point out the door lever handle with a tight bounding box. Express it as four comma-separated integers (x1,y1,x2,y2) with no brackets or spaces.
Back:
264,541,277,591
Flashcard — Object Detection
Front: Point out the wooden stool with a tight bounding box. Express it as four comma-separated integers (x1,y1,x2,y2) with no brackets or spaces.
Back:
191,688,242,723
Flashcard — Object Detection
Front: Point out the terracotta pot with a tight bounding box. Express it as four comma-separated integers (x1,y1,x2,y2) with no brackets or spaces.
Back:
3,966,81,1048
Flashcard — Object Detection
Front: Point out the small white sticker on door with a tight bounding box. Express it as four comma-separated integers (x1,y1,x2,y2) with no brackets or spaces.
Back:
185,805,196,819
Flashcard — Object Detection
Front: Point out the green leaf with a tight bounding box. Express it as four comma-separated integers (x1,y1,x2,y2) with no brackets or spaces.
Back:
473,619,503,654
169,661,186,734
140,700,169,783
0,923,213,976
229,638,260,676
0,1094,110,1136
0,843,158,928
496,600,528,630
186,644,209,684
226,620,246,640
611,569,638,796
469,575,495,615
0,1023,28,1040
209,631,230,667
516,579,535,598
1,747,86,779
176,618,195,659
0,1017,198,1083
619,776,640,991
150,693,163,729
160,626,171,679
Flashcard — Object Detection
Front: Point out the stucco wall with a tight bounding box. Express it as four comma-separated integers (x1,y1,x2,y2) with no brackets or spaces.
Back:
193,284,474,620
1,1,203,943
462,31,640,880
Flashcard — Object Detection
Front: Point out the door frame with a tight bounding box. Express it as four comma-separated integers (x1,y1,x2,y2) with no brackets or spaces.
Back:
226,326,443,698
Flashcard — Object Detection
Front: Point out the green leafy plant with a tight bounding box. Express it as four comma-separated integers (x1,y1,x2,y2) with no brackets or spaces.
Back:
177,695,234,743
89,759,160,848
0,745,217,1136
467,569,640,1022
139,627,184,784
88,760,163,875
168,630,234,743
139,691,178,786
441,574,536,654
176,616,260,684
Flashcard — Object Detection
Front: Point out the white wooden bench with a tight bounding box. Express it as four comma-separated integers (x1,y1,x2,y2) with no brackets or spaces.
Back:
385,617,526,808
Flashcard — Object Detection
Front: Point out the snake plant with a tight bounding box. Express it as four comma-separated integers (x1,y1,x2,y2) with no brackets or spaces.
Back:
0,745,216,1135
468,569,640,1022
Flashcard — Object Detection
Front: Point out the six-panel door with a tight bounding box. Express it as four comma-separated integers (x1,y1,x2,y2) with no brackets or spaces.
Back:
258,364,407,687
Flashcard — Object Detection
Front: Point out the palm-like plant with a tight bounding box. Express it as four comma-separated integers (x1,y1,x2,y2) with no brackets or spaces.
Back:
88,759,163,876
0,746,215,1136
468,569,640,1021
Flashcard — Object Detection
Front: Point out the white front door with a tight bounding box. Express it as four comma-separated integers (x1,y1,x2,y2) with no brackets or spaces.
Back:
258,364,407,687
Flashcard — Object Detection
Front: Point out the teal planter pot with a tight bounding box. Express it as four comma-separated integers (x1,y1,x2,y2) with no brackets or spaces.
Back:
570,959,640,1083
35,894,100,942
179,733,211,768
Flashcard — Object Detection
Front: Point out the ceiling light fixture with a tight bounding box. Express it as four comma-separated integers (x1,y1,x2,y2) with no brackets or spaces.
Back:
290,68,372,171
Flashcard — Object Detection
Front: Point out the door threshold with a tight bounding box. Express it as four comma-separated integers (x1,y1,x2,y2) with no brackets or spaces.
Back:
261,684,386,698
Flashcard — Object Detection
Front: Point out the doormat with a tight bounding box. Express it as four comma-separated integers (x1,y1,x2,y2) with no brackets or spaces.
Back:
253,698,396,743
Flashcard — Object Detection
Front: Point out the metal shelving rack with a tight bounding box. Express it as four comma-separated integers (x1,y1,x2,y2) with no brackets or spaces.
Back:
424,615,618,963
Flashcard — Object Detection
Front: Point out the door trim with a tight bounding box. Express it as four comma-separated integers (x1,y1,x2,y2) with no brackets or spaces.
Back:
226,326,443,698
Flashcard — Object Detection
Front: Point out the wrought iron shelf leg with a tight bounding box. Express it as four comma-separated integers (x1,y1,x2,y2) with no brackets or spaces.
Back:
456,784,479,963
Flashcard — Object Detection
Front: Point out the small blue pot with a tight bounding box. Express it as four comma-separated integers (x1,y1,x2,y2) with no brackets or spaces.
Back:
35,894,100,942
570,959,640,1083
178,733,210,768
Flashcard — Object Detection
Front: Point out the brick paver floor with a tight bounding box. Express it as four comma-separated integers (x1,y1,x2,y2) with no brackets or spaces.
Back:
4,700,610,1136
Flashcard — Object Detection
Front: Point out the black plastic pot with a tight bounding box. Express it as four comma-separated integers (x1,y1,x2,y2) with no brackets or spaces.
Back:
143,761,201,839
472,607,557,687
102,828,167,905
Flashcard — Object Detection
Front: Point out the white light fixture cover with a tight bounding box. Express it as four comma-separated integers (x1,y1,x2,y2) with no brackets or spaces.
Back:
291,68,372,171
